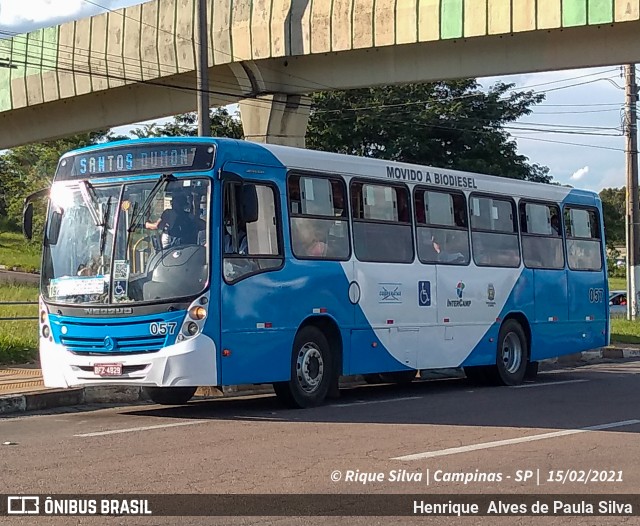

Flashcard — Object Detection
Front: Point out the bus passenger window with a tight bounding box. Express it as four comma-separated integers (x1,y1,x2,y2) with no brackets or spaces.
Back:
564,207,602,271
288,174,349,260
470,195,520,268
351,181,413,263
414,188,469,265
520,202,564,269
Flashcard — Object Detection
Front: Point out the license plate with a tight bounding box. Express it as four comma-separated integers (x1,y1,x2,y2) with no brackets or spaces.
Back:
94,363,123,376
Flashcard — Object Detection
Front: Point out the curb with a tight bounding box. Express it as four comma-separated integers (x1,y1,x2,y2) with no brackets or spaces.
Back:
1,350,639,416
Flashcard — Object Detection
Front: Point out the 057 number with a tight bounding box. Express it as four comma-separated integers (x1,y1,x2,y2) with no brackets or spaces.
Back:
588,288,604,303
149,322,177,336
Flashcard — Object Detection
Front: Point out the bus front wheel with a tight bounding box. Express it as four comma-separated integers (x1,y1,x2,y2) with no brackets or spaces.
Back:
143,386,197,405
273,326,335,408
493,319,528,386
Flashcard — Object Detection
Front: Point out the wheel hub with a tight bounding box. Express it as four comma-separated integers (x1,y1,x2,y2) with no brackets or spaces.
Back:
296,343,324,393
501,332,523,374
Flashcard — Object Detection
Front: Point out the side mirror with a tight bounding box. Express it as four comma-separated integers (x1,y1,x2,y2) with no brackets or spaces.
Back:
240,184,259,223
46,209,63,246
22,188,50,241
23,202,34,240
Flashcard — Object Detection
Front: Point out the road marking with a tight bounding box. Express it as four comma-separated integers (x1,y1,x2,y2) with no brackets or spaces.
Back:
512,379,589,389
334,396,422,408
392,419,640,461
74,420,208,437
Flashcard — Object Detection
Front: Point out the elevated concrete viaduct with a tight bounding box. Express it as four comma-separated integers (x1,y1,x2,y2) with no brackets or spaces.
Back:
1,0,639,148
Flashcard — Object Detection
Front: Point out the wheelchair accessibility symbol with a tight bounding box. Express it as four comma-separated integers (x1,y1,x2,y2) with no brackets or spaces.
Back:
114,280,127,297
418,281,431,307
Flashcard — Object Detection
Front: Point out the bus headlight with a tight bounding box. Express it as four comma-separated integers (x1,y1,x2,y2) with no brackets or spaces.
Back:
189,306,207,320
184,322,199,336
42,325,50,338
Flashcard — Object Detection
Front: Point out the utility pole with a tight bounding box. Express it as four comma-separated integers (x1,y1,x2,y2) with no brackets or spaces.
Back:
196,0,211,136
625,64,639,319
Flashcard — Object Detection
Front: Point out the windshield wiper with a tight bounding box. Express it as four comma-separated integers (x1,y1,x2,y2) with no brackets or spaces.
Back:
78,181,102,226
125,173,175,249
98,196,113,257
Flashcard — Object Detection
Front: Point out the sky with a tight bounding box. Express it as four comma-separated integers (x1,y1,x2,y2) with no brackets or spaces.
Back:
0,0,631,193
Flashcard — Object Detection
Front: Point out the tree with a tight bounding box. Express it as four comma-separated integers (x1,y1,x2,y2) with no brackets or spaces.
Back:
0,130,124,235
132,108,243,139
307,80,551,183
599,187,625,246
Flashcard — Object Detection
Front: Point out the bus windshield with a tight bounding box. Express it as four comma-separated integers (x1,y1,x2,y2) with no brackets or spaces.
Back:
42,178,210,305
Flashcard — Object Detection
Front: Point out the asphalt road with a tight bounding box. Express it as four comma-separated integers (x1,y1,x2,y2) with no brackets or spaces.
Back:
0,270,39,285
2,360,640,526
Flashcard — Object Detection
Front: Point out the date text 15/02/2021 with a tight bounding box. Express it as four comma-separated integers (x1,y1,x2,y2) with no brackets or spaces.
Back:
336,469,624,485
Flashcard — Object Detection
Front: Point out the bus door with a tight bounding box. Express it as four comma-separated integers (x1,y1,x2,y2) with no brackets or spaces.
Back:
349,181,419,373
416,188,469,369
564,206,607,348
520,202,569,360
219,167,289,386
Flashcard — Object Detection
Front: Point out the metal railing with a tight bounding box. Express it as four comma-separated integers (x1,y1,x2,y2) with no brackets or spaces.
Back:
0,301,38,321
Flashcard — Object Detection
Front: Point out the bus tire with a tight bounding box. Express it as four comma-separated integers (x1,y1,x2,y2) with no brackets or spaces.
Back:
143,386,197,405
525,361,539,381
273,326,334,408
493,319,528,386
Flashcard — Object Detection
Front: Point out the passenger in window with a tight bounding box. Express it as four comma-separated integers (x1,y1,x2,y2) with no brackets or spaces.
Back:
293,221,327,257
145,193,201,248
223,212,248,255
551,215,561,235
433,233,466,264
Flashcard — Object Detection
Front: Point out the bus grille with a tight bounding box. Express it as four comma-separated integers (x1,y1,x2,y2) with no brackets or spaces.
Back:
61,335,165,355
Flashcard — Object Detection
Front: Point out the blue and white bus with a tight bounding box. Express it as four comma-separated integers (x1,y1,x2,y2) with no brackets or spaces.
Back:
23,137,609,407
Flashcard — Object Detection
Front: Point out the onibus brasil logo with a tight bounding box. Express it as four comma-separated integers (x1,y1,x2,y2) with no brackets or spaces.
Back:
448,281,471,307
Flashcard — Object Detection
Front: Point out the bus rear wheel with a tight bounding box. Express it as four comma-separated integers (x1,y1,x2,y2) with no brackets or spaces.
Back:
492,319,528,386
273,326,335,408
143,386,197,405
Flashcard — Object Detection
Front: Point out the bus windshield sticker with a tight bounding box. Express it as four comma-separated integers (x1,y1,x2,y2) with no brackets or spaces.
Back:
365,186,375,206
114,280,128,298
303,177,315,201
113,260,130,280
472,198,480,216
49,276,106,298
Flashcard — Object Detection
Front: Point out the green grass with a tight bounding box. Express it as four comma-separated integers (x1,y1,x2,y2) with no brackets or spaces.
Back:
609,277,626,291
0,231,41,272
608,277,640,343
0,283,39,364
610,318,640,344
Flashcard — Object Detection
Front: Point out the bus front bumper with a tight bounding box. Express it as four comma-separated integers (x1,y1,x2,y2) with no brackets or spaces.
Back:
38,334,218,388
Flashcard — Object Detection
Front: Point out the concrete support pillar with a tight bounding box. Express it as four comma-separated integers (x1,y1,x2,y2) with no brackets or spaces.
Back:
239,94,311,148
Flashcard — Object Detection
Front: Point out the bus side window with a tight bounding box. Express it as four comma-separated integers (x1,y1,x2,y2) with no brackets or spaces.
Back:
288,173,349,260
223,182,283,283
470,195,520,268
520,201,564,270
351,181,413,263
414,188,469,265
564,207,602,271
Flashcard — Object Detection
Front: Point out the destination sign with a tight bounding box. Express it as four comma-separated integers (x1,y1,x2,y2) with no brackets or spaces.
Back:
55,143,215,180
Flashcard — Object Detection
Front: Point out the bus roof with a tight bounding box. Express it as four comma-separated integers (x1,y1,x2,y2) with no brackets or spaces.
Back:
59,137,598,204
